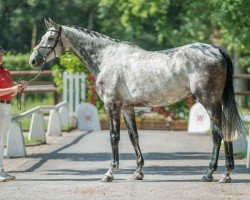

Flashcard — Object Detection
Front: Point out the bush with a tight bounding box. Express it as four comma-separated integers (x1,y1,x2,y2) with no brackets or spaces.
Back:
4,52,31,70
52,52,89,93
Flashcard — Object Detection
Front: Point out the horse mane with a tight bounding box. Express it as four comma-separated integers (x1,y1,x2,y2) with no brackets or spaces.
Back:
65,25,134,46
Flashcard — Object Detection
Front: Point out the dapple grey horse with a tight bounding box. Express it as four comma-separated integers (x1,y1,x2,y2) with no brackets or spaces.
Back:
29,19,245,183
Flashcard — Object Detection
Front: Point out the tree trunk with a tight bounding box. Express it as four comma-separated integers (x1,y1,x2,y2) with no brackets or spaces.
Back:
31,23,37,50
87,6,97,30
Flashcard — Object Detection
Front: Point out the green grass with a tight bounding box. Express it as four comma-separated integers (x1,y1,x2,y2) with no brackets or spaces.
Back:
234,152,247,159
11,96,54,115
19,116,73,132
11,97,53,131
23,136,45,146
61,124,74,132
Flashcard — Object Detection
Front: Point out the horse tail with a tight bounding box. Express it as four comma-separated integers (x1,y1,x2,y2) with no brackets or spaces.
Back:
219,47,246,141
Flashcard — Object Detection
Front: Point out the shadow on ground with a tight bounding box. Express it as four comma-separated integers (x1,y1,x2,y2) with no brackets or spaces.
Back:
11,131,249,183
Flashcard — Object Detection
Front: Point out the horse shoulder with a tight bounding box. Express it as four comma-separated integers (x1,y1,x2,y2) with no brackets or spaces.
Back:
96,66,124,101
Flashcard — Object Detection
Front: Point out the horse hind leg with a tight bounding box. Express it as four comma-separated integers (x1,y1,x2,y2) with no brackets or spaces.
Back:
199,102,234,183
199,103,223,182
218,141,234,183
122,106,144,180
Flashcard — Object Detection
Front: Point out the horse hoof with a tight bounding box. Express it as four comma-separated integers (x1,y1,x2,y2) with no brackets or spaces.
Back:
200,174,214,182
101,175,114,182
218,175,232,183
132,171,144,180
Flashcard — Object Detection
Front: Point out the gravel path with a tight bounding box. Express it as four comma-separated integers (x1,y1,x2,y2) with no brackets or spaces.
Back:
0,130,249,200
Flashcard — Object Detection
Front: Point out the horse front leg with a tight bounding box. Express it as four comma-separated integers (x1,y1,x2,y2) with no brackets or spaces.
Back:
122,106,144,180
101,102,121,182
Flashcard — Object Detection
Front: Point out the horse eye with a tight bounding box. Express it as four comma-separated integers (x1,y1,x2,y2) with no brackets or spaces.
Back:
48,36,54,40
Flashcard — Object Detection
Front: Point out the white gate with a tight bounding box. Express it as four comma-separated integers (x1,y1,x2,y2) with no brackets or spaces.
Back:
63,72,86,117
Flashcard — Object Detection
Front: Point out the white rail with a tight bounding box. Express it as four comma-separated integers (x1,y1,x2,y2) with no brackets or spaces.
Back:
7,101,70,158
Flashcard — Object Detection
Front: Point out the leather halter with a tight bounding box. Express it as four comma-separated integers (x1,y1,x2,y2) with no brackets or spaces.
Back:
34,26,63,65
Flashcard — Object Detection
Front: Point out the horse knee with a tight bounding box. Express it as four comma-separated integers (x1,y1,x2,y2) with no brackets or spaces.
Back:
110,132,120,146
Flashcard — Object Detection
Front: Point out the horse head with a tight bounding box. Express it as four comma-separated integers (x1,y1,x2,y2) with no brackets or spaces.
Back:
29,18,64,68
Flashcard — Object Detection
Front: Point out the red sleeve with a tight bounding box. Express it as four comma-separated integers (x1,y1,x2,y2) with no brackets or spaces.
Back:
3,68,10,76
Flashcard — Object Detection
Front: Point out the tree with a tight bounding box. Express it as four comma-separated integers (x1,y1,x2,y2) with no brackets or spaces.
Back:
0,0,100,52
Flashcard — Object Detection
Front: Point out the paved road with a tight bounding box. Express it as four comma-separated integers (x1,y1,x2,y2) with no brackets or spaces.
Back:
0,130,249,200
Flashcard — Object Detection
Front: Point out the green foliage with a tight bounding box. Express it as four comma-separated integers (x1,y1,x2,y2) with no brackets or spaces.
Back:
52,52,89,94
51,65,64,93
164,99,189,121
59,52,89,73
211,0,250,52
4,52,31,70
0,0,100,52
98,0,171,50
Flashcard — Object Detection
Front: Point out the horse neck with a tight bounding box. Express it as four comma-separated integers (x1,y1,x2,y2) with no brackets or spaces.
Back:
62,26,116,77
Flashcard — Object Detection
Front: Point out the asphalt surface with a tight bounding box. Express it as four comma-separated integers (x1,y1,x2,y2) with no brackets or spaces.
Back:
0,130,249,200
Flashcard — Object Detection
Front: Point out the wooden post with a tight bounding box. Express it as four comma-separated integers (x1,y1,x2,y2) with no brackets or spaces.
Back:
31,23,37,50
188,96,193,110
53,91,59,105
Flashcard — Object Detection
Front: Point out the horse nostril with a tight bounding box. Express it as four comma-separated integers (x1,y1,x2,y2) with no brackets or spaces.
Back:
31,59,36,65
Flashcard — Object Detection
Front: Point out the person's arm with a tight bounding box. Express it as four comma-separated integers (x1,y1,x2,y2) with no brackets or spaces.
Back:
0,85,23,97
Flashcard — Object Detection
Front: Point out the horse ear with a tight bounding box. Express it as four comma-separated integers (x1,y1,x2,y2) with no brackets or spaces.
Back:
48,18,60,30
44,18,51,29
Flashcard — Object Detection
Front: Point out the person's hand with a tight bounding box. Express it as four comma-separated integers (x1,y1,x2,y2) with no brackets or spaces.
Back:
10,85,20,96
12,84,23,93
10,83,28,96
21,82,28,90
11,91,18,96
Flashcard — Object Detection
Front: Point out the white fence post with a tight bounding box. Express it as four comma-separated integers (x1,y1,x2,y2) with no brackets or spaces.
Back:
7,121,26,158
243,115,250,169
29,111,46,143
247,129,250,169
47,109,62,136
63,71,68,103
69,73,74,116
59,103,70,127
75,73,80,114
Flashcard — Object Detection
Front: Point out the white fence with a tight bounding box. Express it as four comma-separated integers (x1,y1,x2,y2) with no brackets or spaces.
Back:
243,115,250,169
63,72,86,117
7,101,70,158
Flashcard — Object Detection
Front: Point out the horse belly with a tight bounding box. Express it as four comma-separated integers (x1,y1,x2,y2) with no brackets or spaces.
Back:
124,73,190,107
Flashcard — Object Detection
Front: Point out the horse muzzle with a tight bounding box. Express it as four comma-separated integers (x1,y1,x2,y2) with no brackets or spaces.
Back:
29,51,45,68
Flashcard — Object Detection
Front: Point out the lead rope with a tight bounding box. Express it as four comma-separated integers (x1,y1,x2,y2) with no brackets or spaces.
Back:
14,68,43,110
